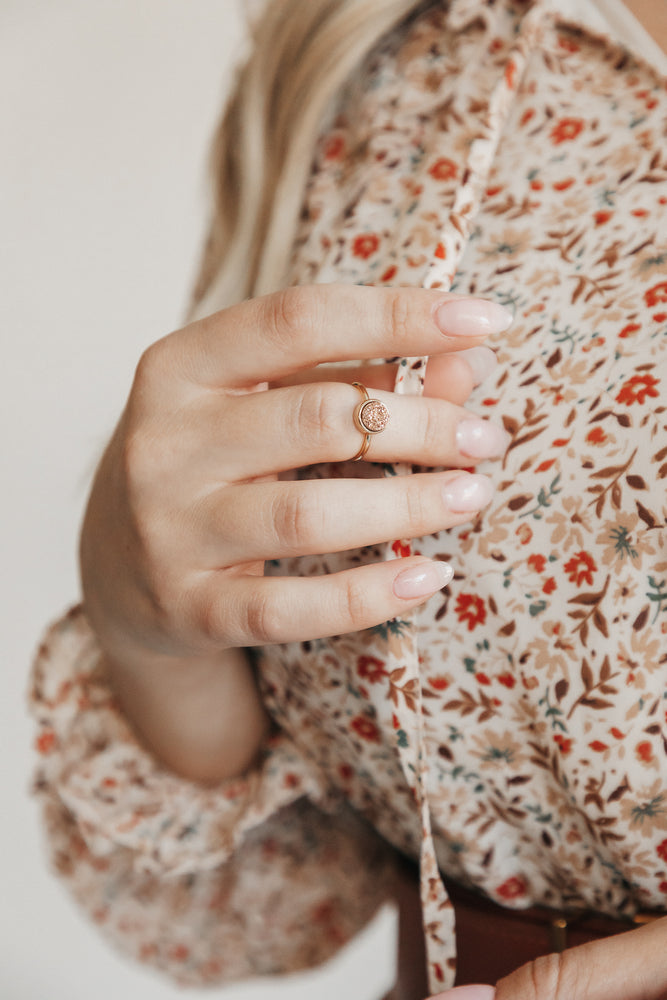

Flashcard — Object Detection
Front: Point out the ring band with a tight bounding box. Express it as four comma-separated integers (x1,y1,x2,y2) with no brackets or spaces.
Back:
351,381,390,462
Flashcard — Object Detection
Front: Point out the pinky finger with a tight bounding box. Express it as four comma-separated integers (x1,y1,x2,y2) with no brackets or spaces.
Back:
197,557,454,648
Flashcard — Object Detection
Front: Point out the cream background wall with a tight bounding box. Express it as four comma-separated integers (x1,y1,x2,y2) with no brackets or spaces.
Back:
0,2,394,996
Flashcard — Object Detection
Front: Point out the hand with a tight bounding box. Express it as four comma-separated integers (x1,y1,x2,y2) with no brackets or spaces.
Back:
79,283,511,780
430,915,667,1000
81,283,509,660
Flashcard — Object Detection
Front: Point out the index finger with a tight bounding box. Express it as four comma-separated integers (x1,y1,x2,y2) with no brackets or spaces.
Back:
170,284,513,388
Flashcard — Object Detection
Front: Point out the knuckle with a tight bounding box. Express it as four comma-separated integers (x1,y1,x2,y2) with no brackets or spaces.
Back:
271,489,324,553
287,382,342,454
243,589,282,645
263,286,318,347
339,573,376,633
401,479,428,530
386,291,412,351
416,400,442,456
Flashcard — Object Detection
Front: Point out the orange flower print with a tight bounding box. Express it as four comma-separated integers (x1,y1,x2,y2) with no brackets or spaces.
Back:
550,117,585,144
543,577,557,594
586,426,607,445
323,133,346,160
496,876,527,900
428,157,458,181
636,741,654,764
352,233,380,259
528,553,546,573
564,550,597,587
428,675,450,691
497,672,516,689
594,210,612,226
616,373,660,406
645,281,667,308
392,539,411,557
357,655,387,684
454,593,486,631
350,714,381,743
554,734,572,755
657,839,667,862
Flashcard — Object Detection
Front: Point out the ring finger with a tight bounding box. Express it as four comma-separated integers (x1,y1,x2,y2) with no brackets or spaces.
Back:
205,381,510,480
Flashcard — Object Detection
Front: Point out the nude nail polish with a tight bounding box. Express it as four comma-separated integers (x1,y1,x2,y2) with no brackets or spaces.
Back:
393,560,454,599
442,474,494,512
456,417,510,459
435,298,514,337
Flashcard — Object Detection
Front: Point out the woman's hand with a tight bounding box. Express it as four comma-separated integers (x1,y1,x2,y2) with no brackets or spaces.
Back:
80,283,511,781
430,915,667,1000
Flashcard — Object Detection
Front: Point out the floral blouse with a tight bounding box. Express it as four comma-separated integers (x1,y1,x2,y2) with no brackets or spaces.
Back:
29,0,667,994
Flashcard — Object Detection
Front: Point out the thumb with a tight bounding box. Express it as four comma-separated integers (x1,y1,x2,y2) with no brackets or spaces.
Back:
494,916,667,1000
431,988,495,1000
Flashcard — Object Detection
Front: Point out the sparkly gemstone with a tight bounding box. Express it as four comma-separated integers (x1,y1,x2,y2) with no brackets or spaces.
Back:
360,399,389,433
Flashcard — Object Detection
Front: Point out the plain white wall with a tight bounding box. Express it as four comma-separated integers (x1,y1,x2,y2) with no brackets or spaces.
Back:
1,2,395,997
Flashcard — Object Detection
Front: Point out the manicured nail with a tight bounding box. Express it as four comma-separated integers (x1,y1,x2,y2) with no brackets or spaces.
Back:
442,474,494,512
431,987,496,1000
435,298,514,337
393,560,453,599
457,346,498,385
456,417,510,459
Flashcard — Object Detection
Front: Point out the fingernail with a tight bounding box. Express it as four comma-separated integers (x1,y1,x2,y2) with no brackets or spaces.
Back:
393,560,453,599
431,987,496,1000
435,298,514,337
456,417,510,459
442,474,494,512
457,346,498,385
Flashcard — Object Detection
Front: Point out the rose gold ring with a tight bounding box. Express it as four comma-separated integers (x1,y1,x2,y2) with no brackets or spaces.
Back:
351,381,390,462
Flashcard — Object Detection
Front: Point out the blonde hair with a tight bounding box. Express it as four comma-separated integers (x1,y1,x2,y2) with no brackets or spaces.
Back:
189,0,426,319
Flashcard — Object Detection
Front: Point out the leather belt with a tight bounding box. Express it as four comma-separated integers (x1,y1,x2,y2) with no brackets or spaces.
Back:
446,878,662,986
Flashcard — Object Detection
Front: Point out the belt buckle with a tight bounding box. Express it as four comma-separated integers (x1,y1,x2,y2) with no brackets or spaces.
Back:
549,916,569,953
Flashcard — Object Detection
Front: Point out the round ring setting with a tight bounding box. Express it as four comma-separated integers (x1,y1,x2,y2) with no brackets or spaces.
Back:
351,381,390,461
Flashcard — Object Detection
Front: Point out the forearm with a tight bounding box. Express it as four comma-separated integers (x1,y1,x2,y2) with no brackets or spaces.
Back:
102,643,271,785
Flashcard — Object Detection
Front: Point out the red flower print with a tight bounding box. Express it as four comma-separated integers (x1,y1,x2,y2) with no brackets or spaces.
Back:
616,373,660,406
550,117,585,144
352,233,380,259
454,593,487,631
636,740,654,763
657,839,667,862
610,727,625,740
530,178,544,191
536,458,556,473
350,714,381,743
357,655,387,684
586,426,607,445
645,282,667,308
380,265,397,283
476,672,491,685
654,313,667,324
558,36,580,53
554,734,572,755
497,672,516,689
428,157,458,181
660,881,667,893
496,876,527,900
553,178,575,191
543,577,557,594
338,763,354,781
323,133,346,160
428,675,450,691
392,539,411,557
36,729,56,755
504,60,517,89
434,242,446,259
168,944,190,963
594,210,612,226
589,740,609,752
528,554,546,573
564,550,597,587
520,108,535,127
284,772,300,789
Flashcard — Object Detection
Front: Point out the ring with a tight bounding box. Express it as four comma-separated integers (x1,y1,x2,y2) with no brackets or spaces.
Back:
351,381,390,462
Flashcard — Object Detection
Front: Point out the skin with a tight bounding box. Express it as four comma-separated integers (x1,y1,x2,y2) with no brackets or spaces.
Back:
80,283,509,784
624,0,667,55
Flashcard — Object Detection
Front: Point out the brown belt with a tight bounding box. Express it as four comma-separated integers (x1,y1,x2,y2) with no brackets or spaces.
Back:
445,879,662,986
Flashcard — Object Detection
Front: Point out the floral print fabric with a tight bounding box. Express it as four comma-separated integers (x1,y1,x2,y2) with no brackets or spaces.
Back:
30,0,667,993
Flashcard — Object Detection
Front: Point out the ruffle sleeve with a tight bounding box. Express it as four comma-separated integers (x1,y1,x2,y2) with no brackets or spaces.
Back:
28,606,396,987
